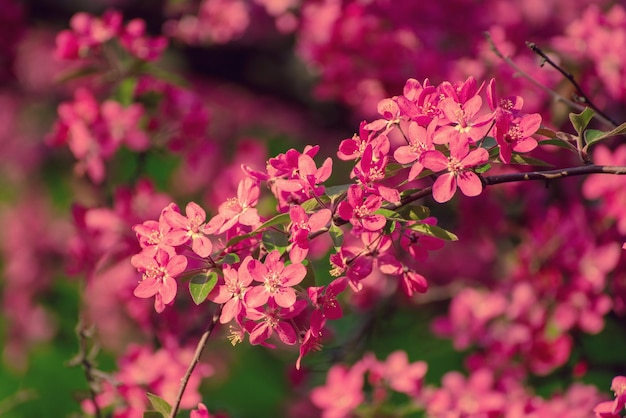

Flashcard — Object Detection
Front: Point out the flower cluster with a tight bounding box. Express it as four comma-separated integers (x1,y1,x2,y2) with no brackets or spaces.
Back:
55,10,167,61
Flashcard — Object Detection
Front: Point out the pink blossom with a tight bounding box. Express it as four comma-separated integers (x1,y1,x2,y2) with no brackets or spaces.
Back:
296,309,327,370
308,277,348,320
131,249,188,313
337,184,386,232
289,205,331,263
434,94,493,145
217,177,261,233
209,258,254,324
337,120,372,161
245,299,307,345
310,363,365,418
163,201,213,257
119,18,167,61
377,351,427,397
421,139,489,203
494,112,542,164
393,119,437,181
245,250,306,308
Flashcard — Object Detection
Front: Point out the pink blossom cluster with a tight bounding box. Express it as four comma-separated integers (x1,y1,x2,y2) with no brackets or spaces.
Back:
432,200,620,377
47,88,149,183
55,9,167,62
309,351,607,418
3,4,625,417
82,343,212,418
552,4,626,104
0,196,70,369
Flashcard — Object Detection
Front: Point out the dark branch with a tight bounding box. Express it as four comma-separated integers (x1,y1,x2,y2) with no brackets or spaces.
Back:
526,42,619,127
168,304,223,418
483,164,626,186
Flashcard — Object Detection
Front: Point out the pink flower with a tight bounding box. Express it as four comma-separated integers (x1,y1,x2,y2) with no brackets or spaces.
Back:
190,403,212,418
245,250,306,308
131,249,188,313
310,363,365,418
163,201,213,257
421,139,488,203
337,120,372,161
246,299,307,345
377,351,427,397
364,98,401,133
337,185,386,232
289,205,331,263
308,277,348,320
610,376,626,414
119,18,167,61
296,310,326,370
434,95,493,145
208,258,254,324
217,177,261,233
494,113,541,164
132,203,176,257
393,119,437,181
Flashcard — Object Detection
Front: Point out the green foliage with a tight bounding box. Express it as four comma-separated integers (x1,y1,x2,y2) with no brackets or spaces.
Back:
146,392,172,417
190,270,219,305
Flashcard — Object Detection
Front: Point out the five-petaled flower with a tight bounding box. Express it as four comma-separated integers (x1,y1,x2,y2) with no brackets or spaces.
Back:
245,250,307,308
421,139,488,203
131,249,188,313
337,184,386,232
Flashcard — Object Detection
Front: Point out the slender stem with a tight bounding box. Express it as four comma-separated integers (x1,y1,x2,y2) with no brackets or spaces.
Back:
168,304,223,418
483,32,616,129
482,164,626,186
526,42,619,128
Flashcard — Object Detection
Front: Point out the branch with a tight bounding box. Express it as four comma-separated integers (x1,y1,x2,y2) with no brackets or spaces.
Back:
483,165,626,186
526,42,619,128
168,304,223,418
483,32,616,129
67,320,102,418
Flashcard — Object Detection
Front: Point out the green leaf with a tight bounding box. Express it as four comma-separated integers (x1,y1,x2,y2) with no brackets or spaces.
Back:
401,205,430,221
474,163,491,174
225,213,290,248
508,154,553,167
146,393,172,416
261,230,289,253
569,107,595,134
375,208,404,220
189,271,218,305
535,127,557,138
257,212,291,230
115,77,137,106
221,253,240,265
300,197,321,212
324,184,351,198
408,223,458,241
479,136,497,149
583,122,626,149
143,412,165,418
329,223,344,250
539,138,578,151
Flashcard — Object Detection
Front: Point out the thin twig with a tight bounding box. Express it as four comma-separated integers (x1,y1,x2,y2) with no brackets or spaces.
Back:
526,42,619,127
168,304,223,418
482,164,626,186
483,32,616,128
68,320,102,418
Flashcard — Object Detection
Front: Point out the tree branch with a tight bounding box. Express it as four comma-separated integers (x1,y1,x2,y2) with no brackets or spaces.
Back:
168,304,223,418
483,32,616,129
526,42,619,128
482,165,626,186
